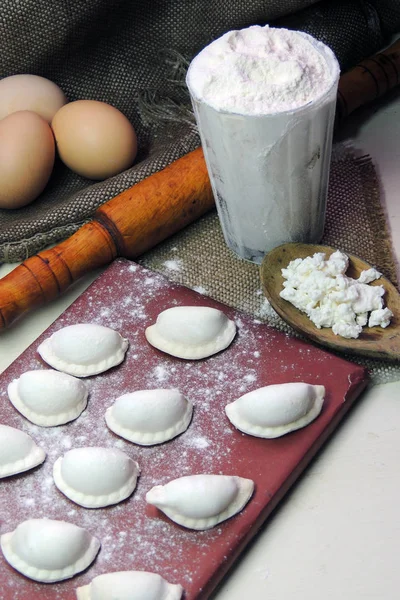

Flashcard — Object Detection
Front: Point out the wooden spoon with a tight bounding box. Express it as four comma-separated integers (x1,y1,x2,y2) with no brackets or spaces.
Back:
260,242,400,361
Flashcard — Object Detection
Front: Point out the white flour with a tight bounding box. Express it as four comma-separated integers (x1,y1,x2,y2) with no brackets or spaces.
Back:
186,26,340,262
187,25,337,115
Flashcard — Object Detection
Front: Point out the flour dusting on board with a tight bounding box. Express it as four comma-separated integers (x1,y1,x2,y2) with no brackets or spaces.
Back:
0,259,368,600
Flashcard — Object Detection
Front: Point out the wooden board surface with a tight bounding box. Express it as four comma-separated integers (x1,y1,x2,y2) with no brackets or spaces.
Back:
0,259,369,599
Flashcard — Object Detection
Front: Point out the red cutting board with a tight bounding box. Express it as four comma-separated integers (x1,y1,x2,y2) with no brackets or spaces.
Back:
0,259,368,599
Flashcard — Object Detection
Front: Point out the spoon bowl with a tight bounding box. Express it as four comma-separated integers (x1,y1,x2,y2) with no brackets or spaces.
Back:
260,242,400,361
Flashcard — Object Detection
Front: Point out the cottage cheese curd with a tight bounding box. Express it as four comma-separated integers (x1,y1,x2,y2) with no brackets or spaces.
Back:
280,250,393,338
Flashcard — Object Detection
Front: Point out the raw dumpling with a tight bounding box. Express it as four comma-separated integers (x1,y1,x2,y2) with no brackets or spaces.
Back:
0,518,100,582
105,388,193,445
53,447,140,508
0,423,46,478
37,323,129,377
76,570,183,600
145,306,236,359
146,474,254,530
225,382,325,438
7,369,88,426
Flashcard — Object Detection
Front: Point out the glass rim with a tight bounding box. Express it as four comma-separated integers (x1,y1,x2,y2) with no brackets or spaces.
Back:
186,29,340,119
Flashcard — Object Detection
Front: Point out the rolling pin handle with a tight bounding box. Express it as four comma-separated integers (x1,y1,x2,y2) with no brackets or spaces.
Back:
0,221,118,328
335,39,400,128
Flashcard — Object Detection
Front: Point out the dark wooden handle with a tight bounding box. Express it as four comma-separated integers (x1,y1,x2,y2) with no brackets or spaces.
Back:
335,38,400,127
0,147,214,328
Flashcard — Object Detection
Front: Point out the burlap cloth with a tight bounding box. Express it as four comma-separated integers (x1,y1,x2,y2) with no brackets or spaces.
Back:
1,0,400,382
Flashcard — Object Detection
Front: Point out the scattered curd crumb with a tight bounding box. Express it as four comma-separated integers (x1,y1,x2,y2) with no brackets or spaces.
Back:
357,268,382,284
368,307,393,328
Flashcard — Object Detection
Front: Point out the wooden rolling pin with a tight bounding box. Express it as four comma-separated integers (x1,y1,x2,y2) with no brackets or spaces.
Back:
0,147,213,328
335,37,400,128
1,38,400,329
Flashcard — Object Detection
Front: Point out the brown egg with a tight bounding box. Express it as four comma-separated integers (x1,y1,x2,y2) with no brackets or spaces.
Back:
51,100,138,180
0,111,55,209
0,74,67,123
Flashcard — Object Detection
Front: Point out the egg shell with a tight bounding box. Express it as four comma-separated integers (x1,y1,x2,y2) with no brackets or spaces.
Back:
51,100,137,180
0,74,67,123
0,111,55,209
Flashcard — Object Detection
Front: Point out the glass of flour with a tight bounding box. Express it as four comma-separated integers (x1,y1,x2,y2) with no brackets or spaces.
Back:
186,25,340,264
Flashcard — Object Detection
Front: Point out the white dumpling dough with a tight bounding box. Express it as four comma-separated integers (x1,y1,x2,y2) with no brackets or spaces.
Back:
0,518,100,582
76,570,183,600
7,369,88,427
145,306,236,359
37,323,129,377
0,423,46,478
225,382,325,438
105,388,193,445
146,474,254,530
53,446,140,508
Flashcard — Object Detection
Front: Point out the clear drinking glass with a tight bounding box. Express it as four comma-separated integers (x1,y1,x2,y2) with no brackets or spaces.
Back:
186,34,340,264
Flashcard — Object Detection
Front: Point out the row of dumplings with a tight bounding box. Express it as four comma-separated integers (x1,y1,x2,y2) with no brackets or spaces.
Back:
1,428,255,526
36,305,238,378
7,371,194,443
2,517,184,599
7,367,326,442
1,474,254,583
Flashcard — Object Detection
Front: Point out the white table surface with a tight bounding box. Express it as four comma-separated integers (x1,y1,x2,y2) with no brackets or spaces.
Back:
1,85,400,599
